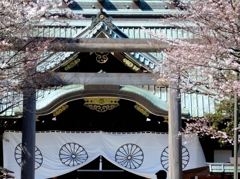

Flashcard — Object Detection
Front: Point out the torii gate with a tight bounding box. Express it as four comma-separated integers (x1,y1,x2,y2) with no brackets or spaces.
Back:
12,37,181,179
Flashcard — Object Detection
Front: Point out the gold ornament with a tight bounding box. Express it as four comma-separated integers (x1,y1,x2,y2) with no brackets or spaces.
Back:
134,104,149,117
163,116,168,123
95,52,109,64
99,14,105,19
84,98,119,112
64,58,80,71
123,58,140,71
53,104,69,117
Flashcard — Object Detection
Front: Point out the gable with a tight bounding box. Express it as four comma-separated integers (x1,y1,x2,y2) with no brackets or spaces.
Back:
57,52,148,73
37,10,159,73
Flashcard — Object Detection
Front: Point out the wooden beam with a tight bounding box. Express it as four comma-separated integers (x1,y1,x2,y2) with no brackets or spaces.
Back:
11,38,169,52
50,73,163,85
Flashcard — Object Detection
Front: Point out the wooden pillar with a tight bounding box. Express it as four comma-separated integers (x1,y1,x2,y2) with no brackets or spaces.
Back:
21,87,36,179
168,80,182,179
21,67,36,179
234,73,239,179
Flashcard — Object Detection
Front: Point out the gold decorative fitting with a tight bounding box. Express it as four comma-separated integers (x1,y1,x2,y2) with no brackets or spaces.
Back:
163,116,168,123
134,104,149,117
99,14,105,19
53,104,69,117
97,33,107,38
64,58,80,71
95,52,109,63
123,58,140,71
84,98,120,112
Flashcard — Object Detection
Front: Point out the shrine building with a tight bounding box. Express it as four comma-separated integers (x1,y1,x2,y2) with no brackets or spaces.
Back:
0,1,236,179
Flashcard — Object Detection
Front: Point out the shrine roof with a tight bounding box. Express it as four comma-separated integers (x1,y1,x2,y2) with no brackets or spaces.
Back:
35,8,189,72
53,0,179,17
0,10,216,118
9,84,189,117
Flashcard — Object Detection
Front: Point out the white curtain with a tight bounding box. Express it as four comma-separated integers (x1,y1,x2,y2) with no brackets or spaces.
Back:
3,131,206,179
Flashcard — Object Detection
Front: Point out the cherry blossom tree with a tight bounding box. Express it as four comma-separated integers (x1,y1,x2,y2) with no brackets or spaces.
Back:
0,3,84,177
183,100,236,145
0,0,82,115
145,0,240,143
146,0,240,98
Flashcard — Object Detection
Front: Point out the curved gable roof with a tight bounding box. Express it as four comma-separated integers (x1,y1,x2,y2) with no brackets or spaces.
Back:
11,84,188,117
36,10,159,73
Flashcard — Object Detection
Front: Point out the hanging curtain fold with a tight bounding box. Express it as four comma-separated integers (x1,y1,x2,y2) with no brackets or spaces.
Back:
3,131,206,179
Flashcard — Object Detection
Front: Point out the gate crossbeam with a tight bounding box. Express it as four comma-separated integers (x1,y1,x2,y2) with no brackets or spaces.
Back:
10,38,169,52
51,73,164,86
